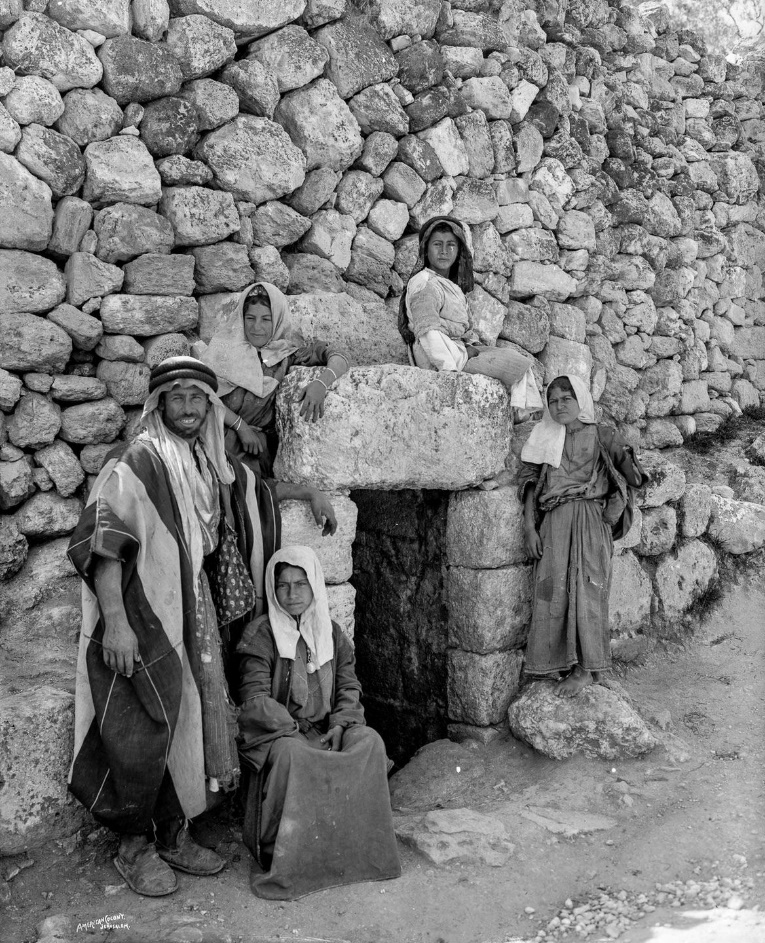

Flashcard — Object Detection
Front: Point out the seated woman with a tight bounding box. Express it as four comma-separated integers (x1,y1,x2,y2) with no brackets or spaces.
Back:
236,546,401,900
194,282,350,476
398,215,542,411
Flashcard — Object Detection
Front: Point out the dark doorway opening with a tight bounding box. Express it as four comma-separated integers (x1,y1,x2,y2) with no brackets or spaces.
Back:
350,490,450,766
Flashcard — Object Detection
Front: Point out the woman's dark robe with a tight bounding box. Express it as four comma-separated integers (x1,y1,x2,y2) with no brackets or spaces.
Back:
236,616,401,900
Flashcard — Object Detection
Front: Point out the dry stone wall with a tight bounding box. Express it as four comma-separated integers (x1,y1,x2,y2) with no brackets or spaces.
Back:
1,0,765,850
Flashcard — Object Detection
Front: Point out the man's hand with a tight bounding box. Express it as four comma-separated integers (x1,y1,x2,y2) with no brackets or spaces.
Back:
236,422,264,455
524,524,543,560
296,381,327,423
102,614,141,677
320,725,344,752
309,489,337,536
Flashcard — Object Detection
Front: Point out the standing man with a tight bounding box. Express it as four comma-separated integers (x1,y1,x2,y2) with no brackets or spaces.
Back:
67,357,336,897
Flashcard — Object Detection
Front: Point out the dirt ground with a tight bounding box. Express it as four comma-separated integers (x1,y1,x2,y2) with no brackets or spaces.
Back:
3,576,764,943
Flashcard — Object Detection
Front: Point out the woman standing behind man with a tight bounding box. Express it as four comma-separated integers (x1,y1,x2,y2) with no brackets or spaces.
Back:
195,282,351,476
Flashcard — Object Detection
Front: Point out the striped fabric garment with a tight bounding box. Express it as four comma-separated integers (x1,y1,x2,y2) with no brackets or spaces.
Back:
67,439,279,833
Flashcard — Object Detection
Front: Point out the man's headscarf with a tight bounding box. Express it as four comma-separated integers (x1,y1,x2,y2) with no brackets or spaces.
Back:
139,356,235,579
398,215,475,348
521,374,596,468
196,282,298,399
265,545,334,671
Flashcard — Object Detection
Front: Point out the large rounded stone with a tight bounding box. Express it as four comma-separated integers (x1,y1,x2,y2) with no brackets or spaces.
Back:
707,495,765,555
158,186,239,246
64,252,124,306
48,195,93,257
82,136,162,207
94,203,174,263
367,0,441,42
637,452,686,507
178,78,239,131
13,491,82,537
47,303,102,351
34,439,85,497
59,398,126,444
274,366,513,490
499,300,550,354
139,96,199,157
246,25,329,93
15,123,86,197
637,505,677,556
0,153,53,251
3,75,64,126
7,392,61,449
0,461,35,513
275,79,363,173
196,116,305,204
251,202,310,249
2,13,103,92
100,294,198,335
165,14,236,81
168,0,307,37
96,360,151,405
610,549,652,634
348,83,409,137
0,253,66,316
46,0,132,37
55,88,123,146
50,375,108,402
220,59,280,119
314,18,398,100
508,682,658,760
188,242,254,293
98,35,182,104
655,539,717,620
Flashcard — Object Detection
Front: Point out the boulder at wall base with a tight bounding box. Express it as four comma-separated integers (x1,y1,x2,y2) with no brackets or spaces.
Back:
707,495,765,555
273,366,513,491
508,681,658,760
655,539,718,620
610,549,652,635
280,492,357,584
395,809,515,867
0,686,87,855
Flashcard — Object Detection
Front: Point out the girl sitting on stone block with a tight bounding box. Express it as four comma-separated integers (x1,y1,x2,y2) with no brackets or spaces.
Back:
398,215,542,411
518,374,647,697
194,282,350,476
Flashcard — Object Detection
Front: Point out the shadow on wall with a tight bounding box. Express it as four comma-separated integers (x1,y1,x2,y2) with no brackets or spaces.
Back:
350,489,450,766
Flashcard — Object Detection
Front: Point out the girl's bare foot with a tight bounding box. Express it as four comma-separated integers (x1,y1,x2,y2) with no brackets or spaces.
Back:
555,665,593,698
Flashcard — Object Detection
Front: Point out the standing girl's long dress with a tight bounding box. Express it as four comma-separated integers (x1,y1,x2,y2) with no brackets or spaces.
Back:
522,424,614,675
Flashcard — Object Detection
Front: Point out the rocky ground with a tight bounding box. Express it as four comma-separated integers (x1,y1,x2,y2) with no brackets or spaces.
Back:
3,570,763,943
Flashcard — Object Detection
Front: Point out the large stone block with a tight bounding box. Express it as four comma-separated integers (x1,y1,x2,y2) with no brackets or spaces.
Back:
82,136,162,207
46,0,131,39
314,19,398,100
59,398,126,444
179,78,239,132
54,88,123,147
168,0,307,37
0,152,53,250
8,392,61,448
123,253,196,296
366,0,440,41
65,252,123,306
446,487,526,568
274,366,513,491
288,292,406,366
100,295,198,336
94,203,174,264
448,565,532,654
680,483,712,538
708,495,765,555
280,492,357,584
246,25,329,93
0,459,35,511
508,261,576,301
0,686,87,855
13,491,82,537
637,451,686,507
508,682,658,760
189,242,254,293
196,115,305,204
165,13,236,82
275,78,363,173
34,439,85,497
0,537,76,622
637,505,677,556
610,550,652,635
448,649,522,726
2,12,103,92
2,311,71,373
15,123,85,198
96,360,151,405
3,74,64,128
655,539,717,620
98,34,182,104
538,336,592,385
158,186,239,246
0,250,65,313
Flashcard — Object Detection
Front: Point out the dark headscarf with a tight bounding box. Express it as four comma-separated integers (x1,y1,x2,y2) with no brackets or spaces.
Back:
398,216,475,349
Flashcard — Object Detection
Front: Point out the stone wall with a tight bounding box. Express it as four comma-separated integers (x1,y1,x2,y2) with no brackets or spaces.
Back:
1,0,765,853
